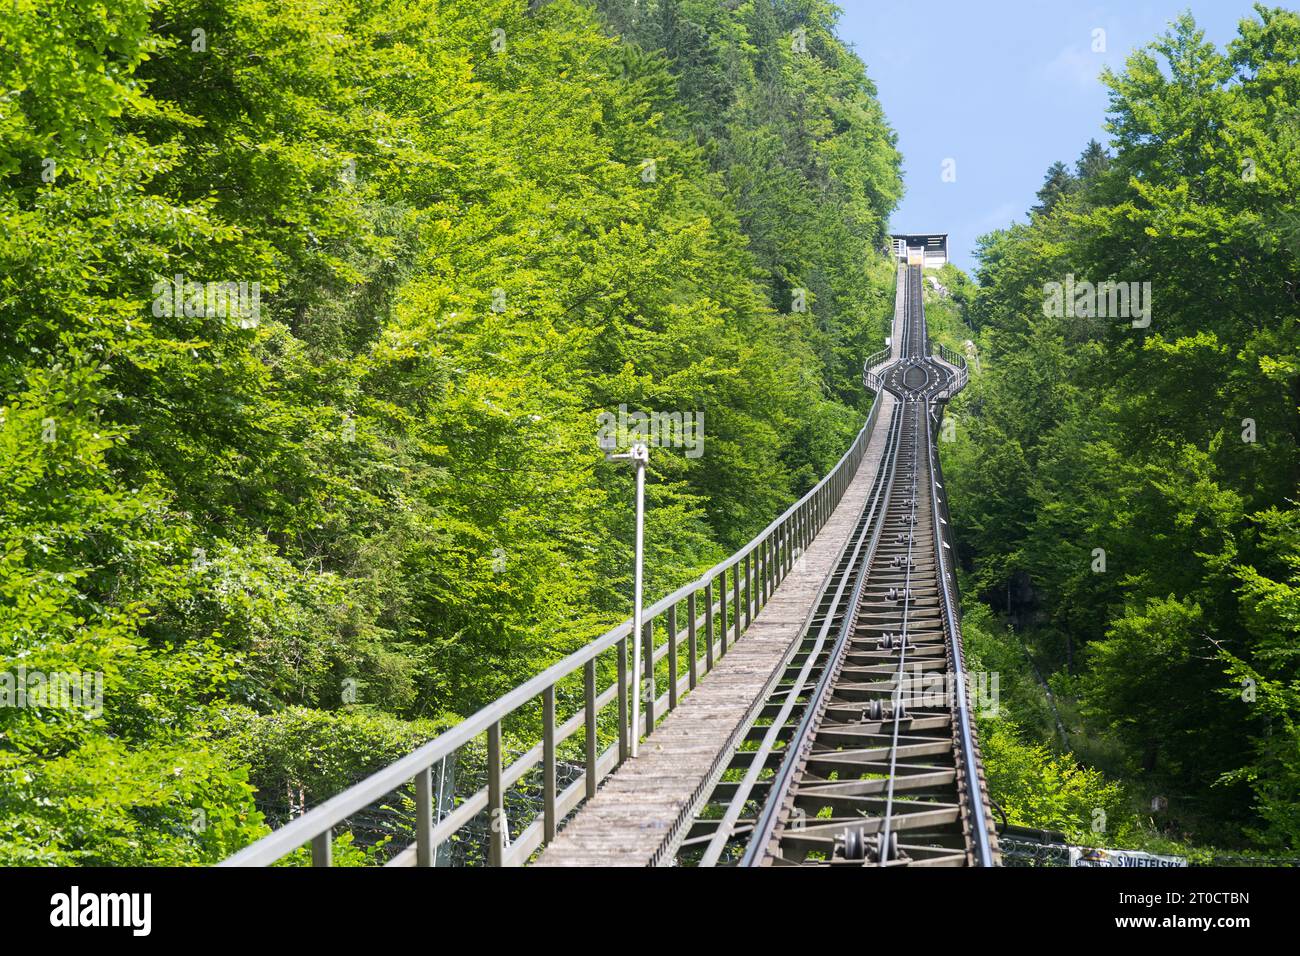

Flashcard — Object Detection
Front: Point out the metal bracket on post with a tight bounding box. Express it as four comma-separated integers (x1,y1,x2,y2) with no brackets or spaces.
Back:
604,441,649,757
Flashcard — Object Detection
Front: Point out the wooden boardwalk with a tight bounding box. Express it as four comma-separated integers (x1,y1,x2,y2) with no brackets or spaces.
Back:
536,268,909,867
537,402,900,866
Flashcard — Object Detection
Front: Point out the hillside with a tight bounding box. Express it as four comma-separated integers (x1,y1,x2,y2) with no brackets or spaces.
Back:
942,10,1300,855
0,0,901,863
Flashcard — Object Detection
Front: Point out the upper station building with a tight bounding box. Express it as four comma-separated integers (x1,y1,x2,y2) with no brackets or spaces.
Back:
890,233,948,269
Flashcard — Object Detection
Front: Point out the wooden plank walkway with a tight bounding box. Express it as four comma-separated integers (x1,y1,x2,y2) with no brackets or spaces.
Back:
536,270,908,867
537,392,900,865
535,267,908,867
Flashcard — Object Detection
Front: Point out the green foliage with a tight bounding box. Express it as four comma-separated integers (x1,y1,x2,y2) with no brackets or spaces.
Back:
0,0,900,862
213,705,451,818
1033,161,1077,218
978,716,1135,845
962,604,1062,743
1218,506,1300,847
0,737,267,866
947,6,1300,849
590,0,903,401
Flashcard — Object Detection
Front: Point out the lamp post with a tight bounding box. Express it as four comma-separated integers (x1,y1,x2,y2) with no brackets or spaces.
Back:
603,441,649,757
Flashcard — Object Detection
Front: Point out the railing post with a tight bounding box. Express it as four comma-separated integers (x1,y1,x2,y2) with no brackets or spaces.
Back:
773,527,781,590
774,522,785,582
543,685,557,845
759,535,769,600
487,722,504,866
762,535,771,603
667,602,679,709
704,580,714,671
311,829,332,867
787,518,794,575
718,569,728,658
769,532,777,595
688,590,699,688
416,767,434,866
733,563,742,645
584,659,598,799
617,638,629,762
743,552,752,627
643,618,655,736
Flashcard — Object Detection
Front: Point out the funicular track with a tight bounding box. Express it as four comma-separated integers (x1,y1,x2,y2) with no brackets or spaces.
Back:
670,264,996,867
221,257,995,871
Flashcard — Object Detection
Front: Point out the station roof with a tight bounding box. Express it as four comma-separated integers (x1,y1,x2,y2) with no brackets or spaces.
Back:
891,233,948,250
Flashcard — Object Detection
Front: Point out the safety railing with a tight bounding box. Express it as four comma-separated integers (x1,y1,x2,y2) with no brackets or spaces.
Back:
862,346,892,393
865,262,908,393
221,391,886,867
933,342,969,400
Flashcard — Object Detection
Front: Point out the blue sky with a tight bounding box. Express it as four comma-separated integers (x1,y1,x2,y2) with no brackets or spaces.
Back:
837,0,1267,272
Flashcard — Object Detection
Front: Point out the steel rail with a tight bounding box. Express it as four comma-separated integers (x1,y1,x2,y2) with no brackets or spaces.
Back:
222,358,888,867
925,398,994,866
863,260,925,858
875,401,920,863
890,262,993,864
737,406,918,866
687,258,994,867
874,269,926,863
733,404,904,866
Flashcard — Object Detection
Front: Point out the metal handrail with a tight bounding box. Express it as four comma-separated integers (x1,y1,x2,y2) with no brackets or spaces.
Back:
863,346,892,393
221,389,887,867
933,342,969,400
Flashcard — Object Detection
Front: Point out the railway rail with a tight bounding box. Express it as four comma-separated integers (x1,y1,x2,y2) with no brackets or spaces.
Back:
668,264,996,866
221,258,995,869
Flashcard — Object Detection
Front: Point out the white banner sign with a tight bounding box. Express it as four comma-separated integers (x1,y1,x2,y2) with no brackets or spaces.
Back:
1068,846,1187,867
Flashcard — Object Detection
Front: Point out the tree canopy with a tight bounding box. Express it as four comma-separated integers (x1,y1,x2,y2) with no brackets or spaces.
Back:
0,0,901,863
947,6,1300,849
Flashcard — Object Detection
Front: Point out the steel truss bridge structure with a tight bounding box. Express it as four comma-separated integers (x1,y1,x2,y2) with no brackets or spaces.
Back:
222,257,997,869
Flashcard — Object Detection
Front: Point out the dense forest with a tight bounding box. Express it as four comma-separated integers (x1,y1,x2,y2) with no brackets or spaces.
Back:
946,8,1300,854
7,0,1297,868
0,0,902,863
